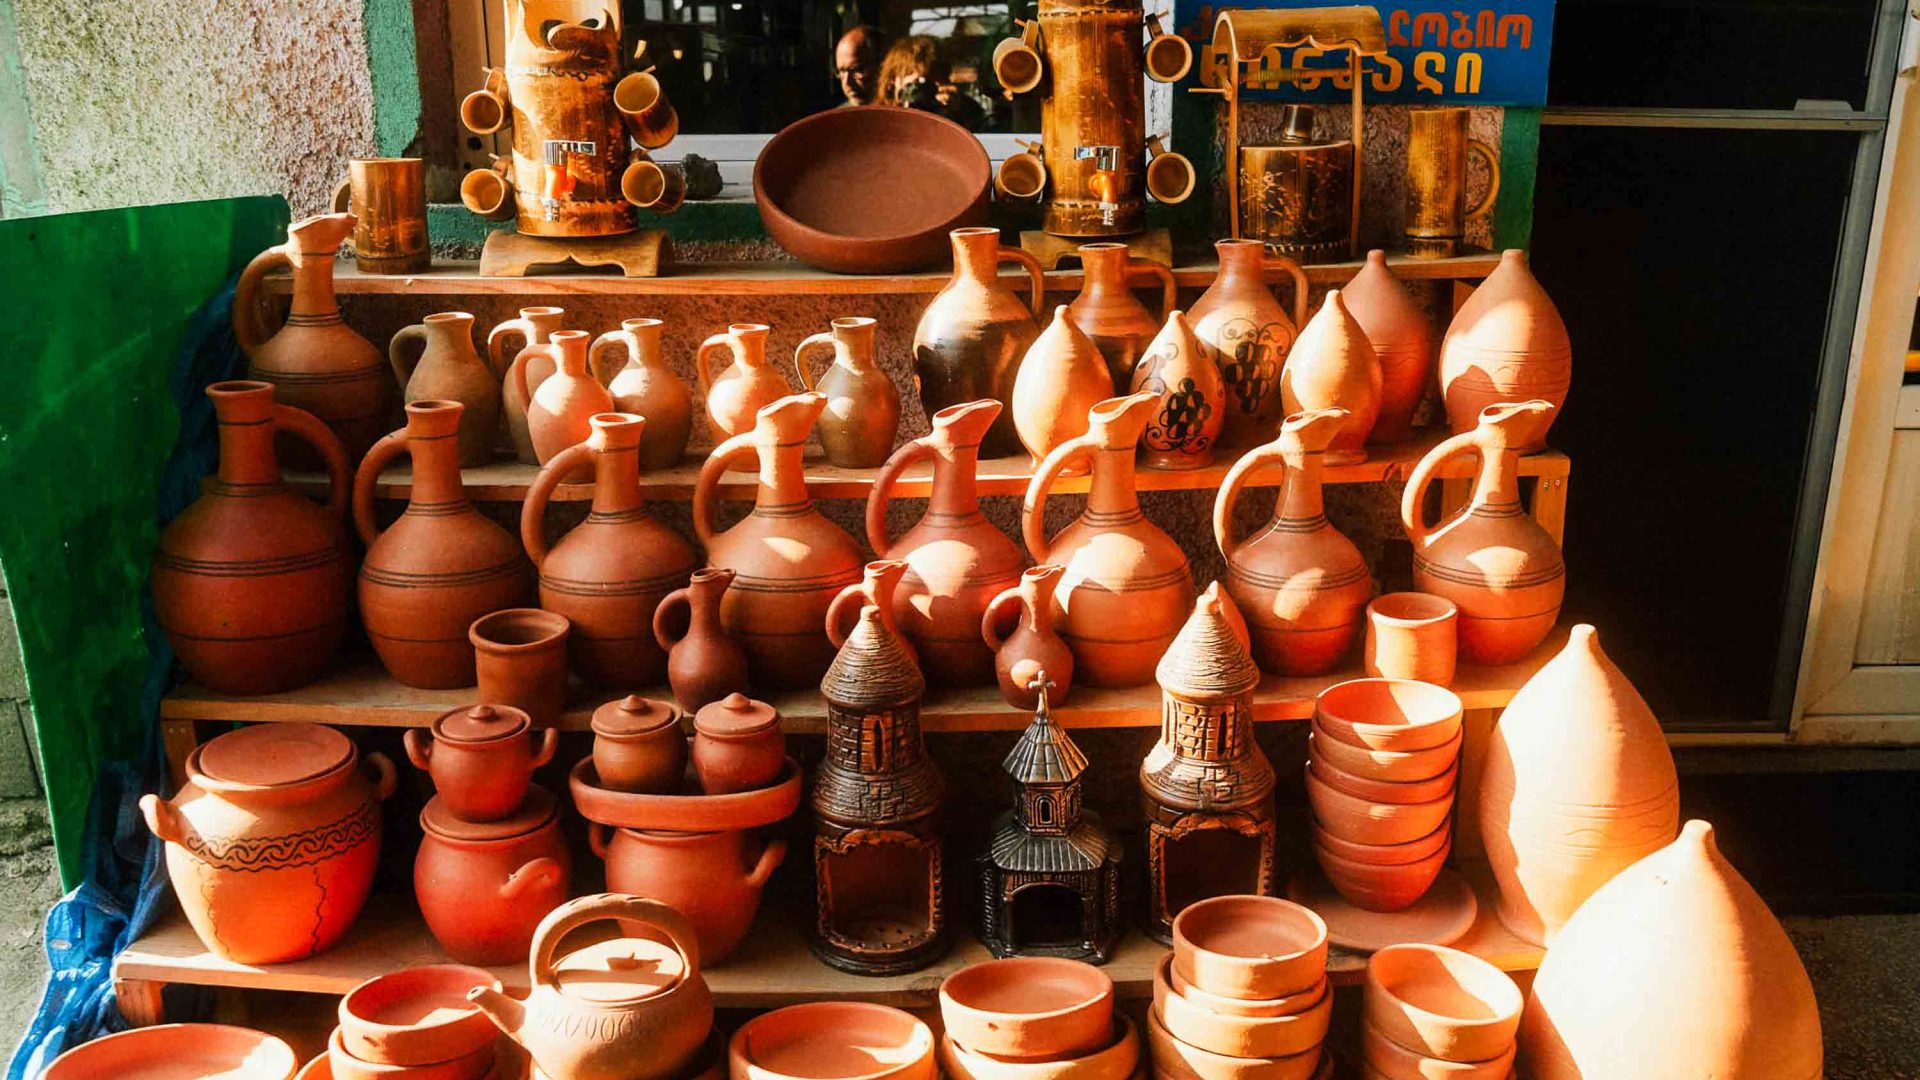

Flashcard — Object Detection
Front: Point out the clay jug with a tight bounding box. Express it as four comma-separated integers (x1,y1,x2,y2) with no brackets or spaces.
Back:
698,322,791,453
1480,624,1679,946
1342,250,1435,444
694,392,865,689
654,568,750,712
1439,249,1570,450
589,825,786,966
1214,408,1373,676
1280,290,1382,465
522,412,697,687
1401,400,1564,665
866,399,1027,686
152,381,353,695
796,316,900,468
1131,310,1226,470
981,564,1074,709
1067,242,1178,394
1519,821,1822,1080
1187,238,1309,449
825,560,917,669
388,312,500,467
1011,307,1112,469
491,306,567,464
233,213,393,466
912,226,1045,458
356,400,533,688
591,317,692,471
515,329,613,475
1023,393,1196,687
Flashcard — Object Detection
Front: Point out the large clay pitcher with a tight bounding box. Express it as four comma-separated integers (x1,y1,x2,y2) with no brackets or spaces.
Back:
1187,238,1309,449
591,317,692,471
1401,400,1564,665
516,329,614,474
589,825,786,965
1131,310,1226,470
1342,250,1434,444
389,311,500,466
912,226,1045,458
981,564,1074,709
1480,624,1679,946
694,392,864,689
233,213,393,466
1068,242,1178,394
1280,290,1382,465
1023,393,1195,687
698,322,791,451
1011,307,1112,469
491,306,566,464
356,400,533,688
152,381,353,694
1214,408,1373,676
654,568,750,712
796,316,900,468
523,412,697,687
867,399,1027,686
1439,249,1570,450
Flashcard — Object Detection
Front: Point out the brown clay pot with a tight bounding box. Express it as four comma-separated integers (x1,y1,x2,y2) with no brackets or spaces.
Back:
591,695,686,795
1364,593,1458,686
1365,944,1522,1064
825,560,918,669
152,381,354,695
1068,242,1179,394
938,957,1115,1061
326,1025,492,1080
912,227,1045,458
415,786,571,966
1280,291,1383,465
337,964,502,1067
469,609,570,729
44,1025,298,1080
591,317,693,471
388,312,499,467
589,824,786,965
1309,753,1458,805
1187,239,1310,449
1154,956,1332,1058
490,306,566,465
796,316,900,468
982,565,1075,710
698,322,791,451
1170,895,1328,1001
1439,249,1570,450
654,567,750,711
1131,310,1227,470
1167,966,1330,1020
1314,821,1451,867
691,693,786,795
729,1002,935,1080
404,704,557,822
1308,720,1461,784
1342,251,1435,444
515,330,613,476
1011,306,1112,469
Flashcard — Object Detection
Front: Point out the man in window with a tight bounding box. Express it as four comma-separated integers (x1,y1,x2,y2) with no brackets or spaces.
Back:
834,26,883,108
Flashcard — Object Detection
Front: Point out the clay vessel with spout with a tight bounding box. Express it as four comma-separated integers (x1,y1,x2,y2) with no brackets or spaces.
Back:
389,312,500,467
1280,290,1382,465
1011,307,1112,469
912,226,1045,457
1068,242,1178,394
1186,238,1309,448
699,322,791,455
654,568,750,712
825,560,917,669
516,329,614,477
591,317,692,471
981,564,1074,709
492,306,567,464
797,316,900,468
1439,249,1570,450
1342,250,1434,443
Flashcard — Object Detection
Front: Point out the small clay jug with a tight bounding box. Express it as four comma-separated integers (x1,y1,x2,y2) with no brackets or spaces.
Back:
356,400,533,689
654,568,750,712
152,381,353,695
1187,238,1309,449
589,825,786,966
1023,393,1196,687
825,560,917,668
912,226,1046,457
491,306,567,464
388,312,499,466
981,565,1074,709
698,322,791,454
522,412,697,687
591,317,692,471
1439,249,1570,450
1131,310,1226,470
1011,307,1112,470
233,213,393,467
796,316,900,468
592,695,686,795
1281,291,1382,465
692,693,786,795
867,399,1027,686
416,787,570,966
1215,408,1374,675
1068,242,1179,394
515,330,614,477
1342,250,1435,444
404,704,559,822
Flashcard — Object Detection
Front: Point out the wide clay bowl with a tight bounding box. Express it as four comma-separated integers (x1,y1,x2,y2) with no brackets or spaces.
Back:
1313,820,1451,867
753,106,990,273
1307,721,1462,783
1171,895,1328,1000
1153,957,1331,1059
1314,679,1463,752
1361,1022,1515,1080
938,1016,1138,1080
569,756,802,831
327,1027,493,1080
1305,764,1455,847
1307,752,1459,805
1364,944,1523,1063
731,1002,937,1080
337,964,501,1065
939,956,1115,1061
1168,963,1329,1019
1315,837,1452,912
1145,1006,1322,1080
45,1023,299,1080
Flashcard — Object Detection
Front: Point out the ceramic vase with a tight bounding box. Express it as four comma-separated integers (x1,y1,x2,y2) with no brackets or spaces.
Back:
1280,291,1382,465
797,316,900,468
1439,249,1570,450
388,312,499,467
1067,241,1178,394
1187,238,1310,448
515,329,613,475
590,825,786,965
912,227,1046,457
698,322,791,452
1342,250,1434,444
1131,310,1226,470
591,317,692,471
1011,307,1113,469
981,565,1074,709
654,567,750,712
415,786,571,965
491,306,567,464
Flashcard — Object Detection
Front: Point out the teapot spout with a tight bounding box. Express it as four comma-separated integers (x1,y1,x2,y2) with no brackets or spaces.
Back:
466,986,528,1041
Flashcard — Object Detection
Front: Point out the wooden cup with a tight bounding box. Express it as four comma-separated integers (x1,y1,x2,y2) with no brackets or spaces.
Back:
993,20,1043,94
333,157,428,274
1405,107,1499,258
616,71,679,149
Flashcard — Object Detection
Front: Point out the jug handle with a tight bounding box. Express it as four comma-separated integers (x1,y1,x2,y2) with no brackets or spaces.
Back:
1128,257,1179,322
999,245,1048,318
1400,429,1483,546
273,403,350,519
694,331,735,399
232,244,290,357
587,821,614,859
1022,433,1094,565
388,323,427,393
500,857,566,901
486,316,534,380
364,752,399,801
692,432,757,549
865,436,934,555
980,584,1025,652
530,727,559,768
1466,140,1501,222
1263,253,1310,332
1214,441,1289,563
403,729,433,771
653,586,692,651
139,795,185,845
352,424,413,548
510,342,555,413
747,837,787,888
587,328,633,389
521,442,594,568
823,580,871,648
530,893,703,989
792,332,838,392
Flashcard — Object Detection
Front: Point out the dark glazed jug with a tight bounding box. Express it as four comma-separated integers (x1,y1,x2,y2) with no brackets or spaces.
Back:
912,227,1045,457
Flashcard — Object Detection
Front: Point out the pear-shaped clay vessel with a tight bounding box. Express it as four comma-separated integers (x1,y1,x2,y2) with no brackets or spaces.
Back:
1067,241,1178,395
517,330,614,475
1131,310,1226,471
592,317,693,471
389,312,500,467
1012,307,1113,469
1280,291,1382,465
1187,239,1309,449
1341,251,1434,444
1439,249,1569,451
492,306,567,465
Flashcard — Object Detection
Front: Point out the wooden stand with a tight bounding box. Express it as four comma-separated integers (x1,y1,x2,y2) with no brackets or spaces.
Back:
479,229,672,278
1020,228,1171,270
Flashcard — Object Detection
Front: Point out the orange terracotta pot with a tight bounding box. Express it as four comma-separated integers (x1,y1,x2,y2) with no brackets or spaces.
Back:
1313,820,1450,867
490,306,566,465
796,316,901,469
1304,765,1455,847
403,704,558,822
1364,593,1458,686
389,312,499,468
982,565,1075,710
1365,945,1522,1064
469,609,570,729
1145,1006,1323,1080
591,695,687,795
1170,895,1328,1001
912,227,1045,458
654,568,751,712
1314,679,1463,752
590,824,785,966
1313,835,1451,913
45,1024,298,1080
1188,239,1310,449
1307,752,1459,805
1341,251,1435,444
1153,957,1332,1059
698,323,795,453
1361,1023,1513,1080
939,957,1115,1061
1166,965,1328,1019
1069,242,1178,394
1438,249,1569,450
515,330,614,475
414,788,571,966
939,1015,1138,1080
691,693,786,795
1280,291,1383,465
1012,306,1112,468
1131,310,1227,470
730,1002,936,1080
1308,720,1461,783
327,1026,493,1080
337,965,502,1067
592,317,694,471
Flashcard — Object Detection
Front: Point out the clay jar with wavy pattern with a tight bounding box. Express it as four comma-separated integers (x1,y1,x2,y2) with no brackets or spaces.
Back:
140,723,397,964
1281,291,1383,466
1187,239,1310,448
1131,310,1226,470
1439,249,1570,451
1342,251,1435,444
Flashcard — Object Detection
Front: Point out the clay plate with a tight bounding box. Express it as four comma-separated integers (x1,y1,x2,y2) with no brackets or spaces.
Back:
730,1002,936,1080
337,964,502,1066
569,756,802,831
1287,868,1478,954
939,957,1115,1060
44,1024,299,1080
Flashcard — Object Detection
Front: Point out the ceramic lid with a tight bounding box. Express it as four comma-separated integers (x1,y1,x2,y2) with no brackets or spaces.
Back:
693,693,777,738
551,936,687,1005
197,723,353,788
592,695,680,738
421,785,557,842
433,704,531,744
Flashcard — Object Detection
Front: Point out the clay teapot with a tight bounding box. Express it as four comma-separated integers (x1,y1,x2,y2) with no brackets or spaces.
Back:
389,312,499,466
982,564,1074,709
404,704,559,823
1130,310,1226,470
654,568,750,712
591,317,692,471
1068,242,1178,394
492,306,567,464
589,826,787,965
1187,238,1309,448
515,330,614,476
1342,250,1434,443
1011,307,1111,469
1280,291,1382,465
416,786,571,966
796,316,900,468
912,226,1045,458
698,322,791,451
1439,249,1570,450
826,560,917,668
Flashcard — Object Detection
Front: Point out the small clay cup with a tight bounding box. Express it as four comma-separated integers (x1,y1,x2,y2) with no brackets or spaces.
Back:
691,693,785,795
327,1026,493,1080
1365,593,1458,685
337,964,502,1065
1167,966,1329,1019
470,609,570,728
1307,751,1459,805
1314,836,1452,912
1313,679,1463,752
938,1016,1138,1080
591,695,686,794
730,1002,936,1080
1364,945,1523,1063
1307,720,1461,783
939,957,1115,1061
1305,764,1455,846
1153,957,1332,1059
1170,895,1328,1001
1361,1022,1514,1080
1145,1006,1322,1080
1313,820,1451,867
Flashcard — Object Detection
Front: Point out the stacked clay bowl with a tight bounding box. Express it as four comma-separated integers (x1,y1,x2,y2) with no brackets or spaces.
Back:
939,958,1139,1080
1148,896,1333,1080
325,966,505,1080
1307,679,1464,910
731,1002,936,1080
1362,945,1521,1080
44,1024,299,1080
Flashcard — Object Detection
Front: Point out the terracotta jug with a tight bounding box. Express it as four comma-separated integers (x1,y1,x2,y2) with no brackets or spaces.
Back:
1214,408,1373,675
1401,400,1564,665
522,412,697,687
388,312,499,467
912,226,1046,458
1280,290,1382,465
796,316,900,468
654,568,750,712
1480,624,1679,946
1023,393,1196,687
152,381,353,695
694,393,864,689
591,317,692,471
698,322,791,452
981,565,1074,709
1011,307,1112,469
1342,250,1435,444
1439,249,1570,450
1068,242,1178,394
826,560,917,668
1187,239,1309,449
590,826,786,965
356,400,533,688
491,306,567,464
1519,821,1822,1080
867,399,1027,686
415,786,571,965
515,330,614,475
404,703,559,822
1131,310,1226,470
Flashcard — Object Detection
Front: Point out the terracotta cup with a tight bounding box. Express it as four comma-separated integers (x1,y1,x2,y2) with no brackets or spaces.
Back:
332,158,428,274
470,609,570,729
1171,895,1329,1000
1365,593,1458,686
460,159,514,220
1153,955,1332,1059
691,693,785,795
592,695,687,795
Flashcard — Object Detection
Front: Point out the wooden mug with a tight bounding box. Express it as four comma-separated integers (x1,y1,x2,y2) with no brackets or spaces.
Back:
1146,135,1194,205
993,19,1043,94
331,157,428,274
1405,107,1500,258
622,157,686,213
1145,14,1193,83
996,138,1048,202
615,70,679,149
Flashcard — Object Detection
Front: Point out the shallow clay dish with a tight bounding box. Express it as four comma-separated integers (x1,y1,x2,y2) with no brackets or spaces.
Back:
1144,1004,1322,1080
44,1024,299,1080
1308,752,1459,805
1314,837,1452,912
1361,1022,1515,1080
338,964,501,1065
1153,957,1331,1058
1364,944,1523,1063
1305,765,1455,847
1308,721,1461,783
1314,680,1462,752
1313,821,1451,867
939,957,1115,1061
569,756,802,831
1171,895,1328,1000
1168,964,1329,1019
731,1002,936,1080
328,1027,493,1080
938,1016,1138,1080
1288,867,1479,954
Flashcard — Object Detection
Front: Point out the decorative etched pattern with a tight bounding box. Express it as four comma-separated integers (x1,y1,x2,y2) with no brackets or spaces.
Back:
174,800,379,872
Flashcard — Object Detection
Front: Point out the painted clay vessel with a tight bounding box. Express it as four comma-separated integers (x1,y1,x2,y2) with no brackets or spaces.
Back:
912,226,1045,458
403,703,558,822
797,316,900,468
152,381,353,695
1131,310,1226,470
356,400,533,689
1480,624,1679,945
140,723,396,964
1439,249,1569,450
415,786,571,966
515,329,614,475
939,957,1115,1061
981,565,1074,709
592,695,686,795
1011,307,1112,469
491,306,566,464
867,399,1026,686
388,312,498,467
1364,593,1458,686
1280,291,1382,465
654,567,750,711
826,560,917,668
522,412,697,686
591,317,692,471
470,608,569,729
1187,239,1309,448
43,1025,298,1080
1401,400,1564,664
729,1003,935,1080
1520,821,1822,1080
698,322,790,451
1068,241,1178,394
1024,393,1195,687
590,824,786,965
692,693,786,795
1342,251,1435,444
1214,409,1373,675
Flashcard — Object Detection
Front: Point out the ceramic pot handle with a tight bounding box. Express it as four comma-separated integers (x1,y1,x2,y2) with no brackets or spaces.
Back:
388,323,427,393
1262,253,1311,331
980,584,1025,651
529,728,558,768
486,316,534,380
530,894,703,990
403,729,433,771
521,442,594,568
998,245,1048,318
746,837,787,888
1400,429,1484,546
694,332,734,399
792,332,838,392
1127,258,1179,322
351,425,411,548
865,436,935,555
587,329,633,388
1022,433,1093,565
823,581,872,648
652,587,692,650
510,342,556,415
1466,140,1501,223
232,245,291,357
588,821,614,859
272,403,349,519
1213,441,1288,562
139,795,185,844
364,752,399,801
692,432,758,549
500,857,566,901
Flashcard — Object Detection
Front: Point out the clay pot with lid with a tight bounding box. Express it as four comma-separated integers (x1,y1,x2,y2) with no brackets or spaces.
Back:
1439,249,1570,449
140,723,396,965
389,312,499,467
698,322,792,450
592,695,686,795
1187,239,1310,448
1342,251,1435,444
1131,310,1227,470
913,226,1046,457
1280,291,1383,465
1069,242,1179,394
515,329,615,475
491,306,566,465
692,693,786,795
470,608,570,729
654,568,749,711
404,704,558,822
589,825,786,965
796,316,900,468
1011,306,1113,468
415,786,571,966
982,565,1074,709
591,317,692,471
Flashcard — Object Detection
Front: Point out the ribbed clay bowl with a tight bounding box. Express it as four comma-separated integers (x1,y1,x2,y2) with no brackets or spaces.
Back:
939,957,1116,1060
44,1024,299,1080
1314,679,1463,752
754,105,990,273
569,756,802,831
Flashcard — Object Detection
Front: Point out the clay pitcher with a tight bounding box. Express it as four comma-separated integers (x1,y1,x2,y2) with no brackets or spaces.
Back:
591,317,692,471
1214,409,1374,676
589,825,786,965
522,412,697,687
1067,242,1178,394
152,381,354,694
912,226,1045,458
1342,250,1435,444
1187,238,1309,448
867,399,1027,686
981,565,1074,709
1280,290,1382,465
1401,400,1564,665
1011,307,1112,469
233,213,393,466
1439,249,1570,450
356,400,533,688
694,392,865,689
1023,393,1195,687
389,312,500,466
698,322,791,454
1131,310,1226,470
796,316,900,468
491,306,566,464
654,568,749,712
825,560,917,668
516,329,613,476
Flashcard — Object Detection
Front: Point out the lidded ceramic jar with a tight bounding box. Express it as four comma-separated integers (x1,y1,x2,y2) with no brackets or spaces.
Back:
592,695,687,795
404,704,558,823
415,786,571,966
692,694,786,795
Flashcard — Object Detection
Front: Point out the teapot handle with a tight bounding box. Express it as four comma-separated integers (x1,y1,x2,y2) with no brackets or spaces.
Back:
273,403,349,519
865,436,934,556
530,893,703,990
521,442,594,568
980,583,1025,652
998,245,1047,318
1022,433,1093,565
1127,257,1179,323
1214,441,1288,563
232,244,291,357
1262,253,1310,332
1400,429,1483,547
692,433,758,549
352,425,412,549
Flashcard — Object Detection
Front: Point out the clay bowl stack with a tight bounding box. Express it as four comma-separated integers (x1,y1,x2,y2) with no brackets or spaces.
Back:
323,966,506,1080
1362,945,1521,1080
938,958,1139,1080
1148,896,1334,1080
731,1002,936,1080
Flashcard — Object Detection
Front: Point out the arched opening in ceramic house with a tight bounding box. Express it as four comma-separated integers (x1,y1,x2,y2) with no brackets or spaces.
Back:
1009,882,1087,950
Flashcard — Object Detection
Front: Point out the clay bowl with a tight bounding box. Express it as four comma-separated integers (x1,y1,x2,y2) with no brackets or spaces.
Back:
1361,1022,1515,1080
337,964,501,1065
328,1027,493,1080
1171,895,1328,1000
1314,836,1452,912
569,756,802,831
1145,1005,1322,1080
1305,764,1455,847
938,1015,1138,1080
730,1002,936,1080
44,1024,299,1080
1168,963,1329,1019
1313,820,1451,867
1313,679,1463,752
1307,753,1459,805
1364,945,1523,1064
1153,957,1332,1059
939,957,1115,1061
294,1054,503,1080
753,105,990,273
1307,721,1462,783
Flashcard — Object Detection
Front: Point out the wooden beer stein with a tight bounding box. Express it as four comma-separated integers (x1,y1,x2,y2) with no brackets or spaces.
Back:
331,158,429,274
1405,107,1500,258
